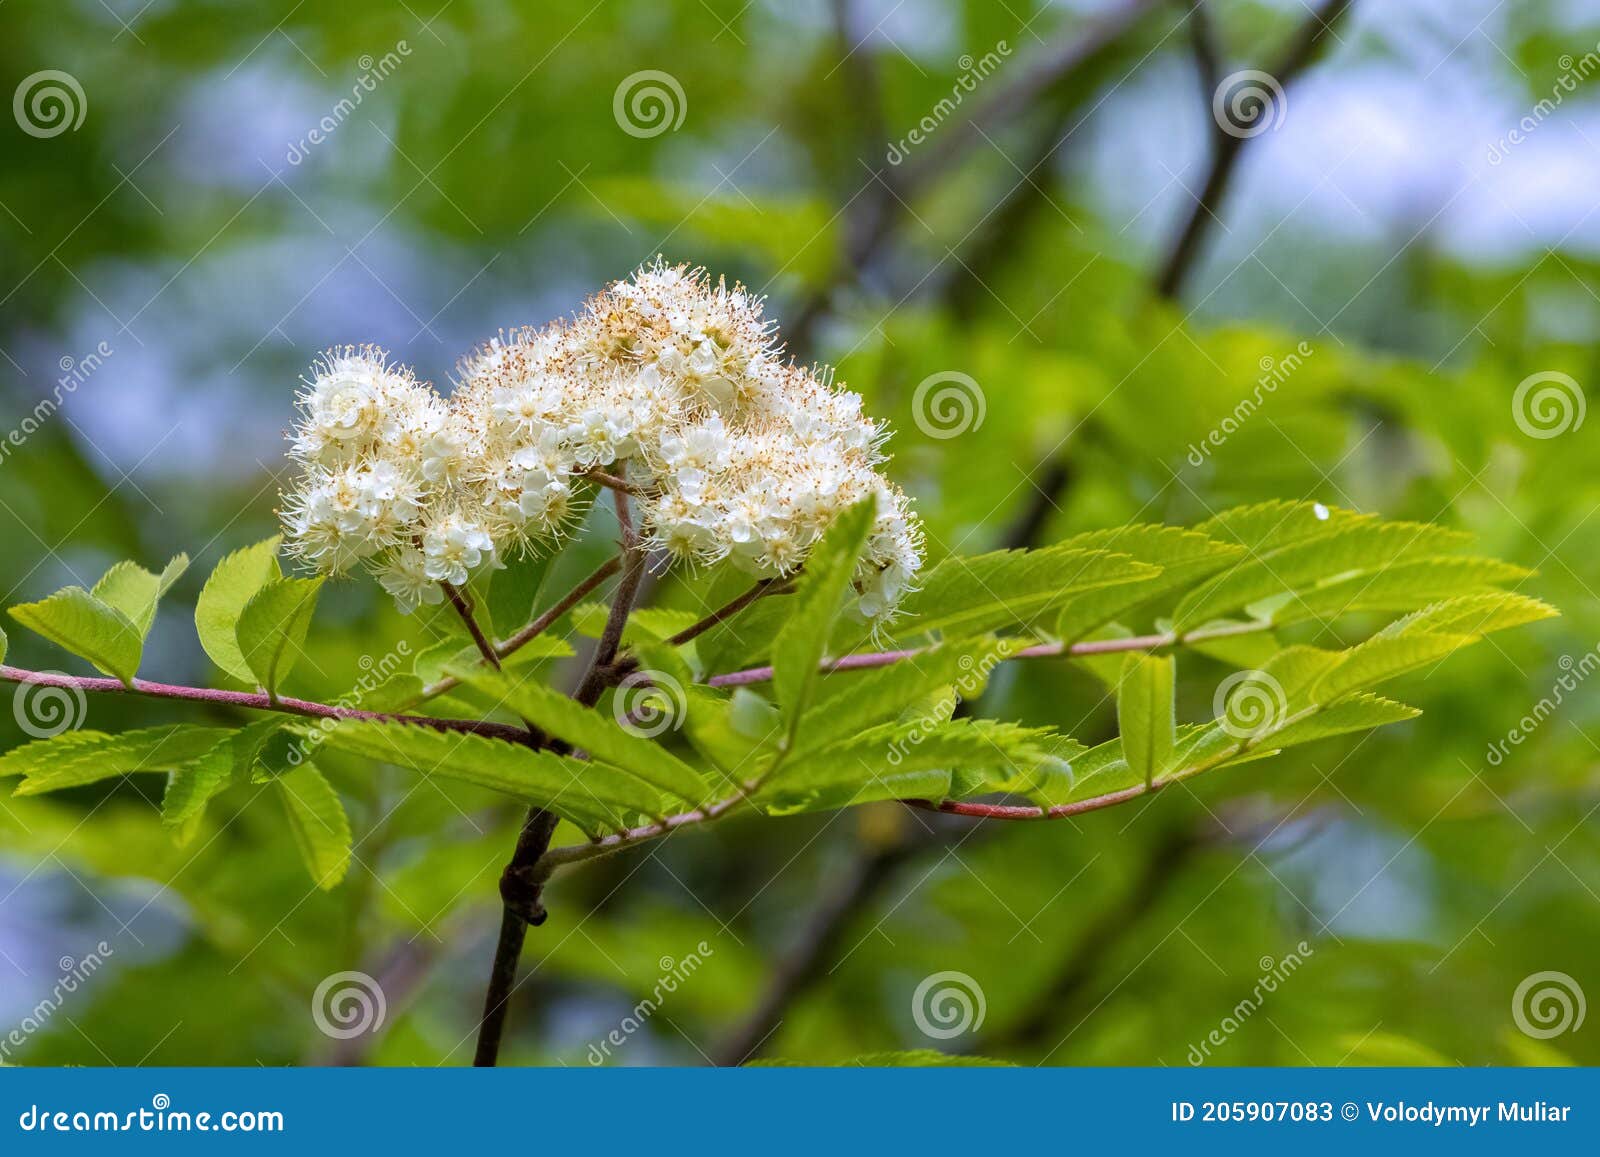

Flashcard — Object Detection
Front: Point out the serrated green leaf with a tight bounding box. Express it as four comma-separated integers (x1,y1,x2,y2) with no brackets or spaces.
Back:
1311,633,1475,704
678,686,779,777
9,587,145,684
1196,500,1370,551
319,719,662,834
1173,519,1471,632
1268,694,1420,749
9,725,232,795
236,576,322,696
458,669,708,805
276,762,351,889
1378,593,1559,639
161,719,285,836
772,498,876,722
353,671,428,711
1055,525,1244,643
1260,556,1533,626
766,718,1052,805
0,623,7,665
900,546,1159,640
1118,653,1175,789
92,554,188,638
800,638,1014,748
195,537,283,684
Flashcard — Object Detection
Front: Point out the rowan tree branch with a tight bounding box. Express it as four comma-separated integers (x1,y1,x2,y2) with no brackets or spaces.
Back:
473,490,649,1067
1152,0,1354,300
0,665,533,744
786,0,1162,352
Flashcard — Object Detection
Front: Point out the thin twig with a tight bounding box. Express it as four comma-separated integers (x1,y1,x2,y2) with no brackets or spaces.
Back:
787,0,1161,351
1153,0,1354,299
420,557,622,700
709,823,936,1065
0,665,533,744
665,578,787,647
704,619,1269,688
473,491,649,1067
441,582,502,670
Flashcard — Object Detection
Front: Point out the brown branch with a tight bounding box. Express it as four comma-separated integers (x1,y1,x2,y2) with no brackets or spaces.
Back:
1153,0,1355,300
787,0,1162,352
420,557,622,701
710,823,941,1065
473,491,649,1067
0,665,533,745
665,578,787,648
705,619,1269,689
976,821,1205,1053
441,582,501,670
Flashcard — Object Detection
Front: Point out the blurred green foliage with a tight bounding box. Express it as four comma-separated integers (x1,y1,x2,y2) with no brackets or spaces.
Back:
0,0,1596,1068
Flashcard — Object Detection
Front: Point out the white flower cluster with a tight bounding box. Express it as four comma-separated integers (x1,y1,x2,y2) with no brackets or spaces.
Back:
282,262,924,621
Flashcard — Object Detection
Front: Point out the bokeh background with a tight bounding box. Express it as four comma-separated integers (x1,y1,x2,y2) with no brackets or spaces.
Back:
1,0,1598,1066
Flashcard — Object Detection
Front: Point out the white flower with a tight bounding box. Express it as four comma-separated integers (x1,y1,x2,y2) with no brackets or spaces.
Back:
283,261,924,619
421,513,496,587
376,547,445,614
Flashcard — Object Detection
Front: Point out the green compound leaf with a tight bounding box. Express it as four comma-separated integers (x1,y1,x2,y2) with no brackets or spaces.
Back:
275,761,351,890
196,536,282,683
9,586,145,685
236,575,323,697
